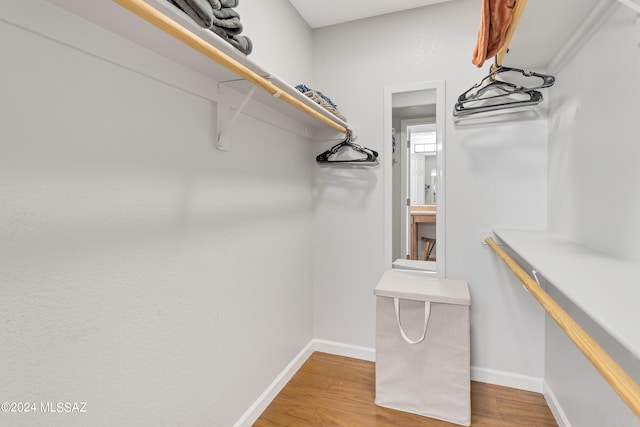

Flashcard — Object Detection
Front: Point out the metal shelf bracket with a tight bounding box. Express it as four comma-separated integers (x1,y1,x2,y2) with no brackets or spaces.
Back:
217,85,257,151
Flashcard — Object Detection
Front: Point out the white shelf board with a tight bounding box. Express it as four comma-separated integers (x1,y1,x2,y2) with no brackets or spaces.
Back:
45,0,349,132
494,229,640,359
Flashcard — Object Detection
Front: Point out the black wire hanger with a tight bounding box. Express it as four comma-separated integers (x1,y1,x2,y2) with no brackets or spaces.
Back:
316,130,379,166
454,64,555,117
459,65,555,101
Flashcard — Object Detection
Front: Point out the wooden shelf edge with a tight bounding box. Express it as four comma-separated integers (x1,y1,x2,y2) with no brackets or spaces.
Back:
45,0,350,133
141,0,350,131
114,0,348,134
493,228,640,360
486,235,640,419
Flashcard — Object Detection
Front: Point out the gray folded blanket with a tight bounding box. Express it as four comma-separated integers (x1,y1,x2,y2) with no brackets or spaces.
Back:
209,25,228,38
210,26,252,55
207,0,221,10
170,0,222,28
169,0,250,54
212,7,239,19
211,8,243,35
227,35,252,55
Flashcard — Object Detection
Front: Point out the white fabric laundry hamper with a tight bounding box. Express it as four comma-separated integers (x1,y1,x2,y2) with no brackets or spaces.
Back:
374,269,471,426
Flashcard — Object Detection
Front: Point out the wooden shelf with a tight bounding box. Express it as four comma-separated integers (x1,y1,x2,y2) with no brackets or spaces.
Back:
46,0,349,133
494,229,640,359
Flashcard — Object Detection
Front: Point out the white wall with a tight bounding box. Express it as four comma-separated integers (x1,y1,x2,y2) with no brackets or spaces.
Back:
546,5,640,425
237,0,314,85
1,1,315,425
311,0,548,384
548,6,640,261
9,0,635,424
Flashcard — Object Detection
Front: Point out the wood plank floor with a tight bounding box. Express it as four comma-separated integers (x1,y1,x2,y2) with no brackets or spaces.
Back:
254,352,557,427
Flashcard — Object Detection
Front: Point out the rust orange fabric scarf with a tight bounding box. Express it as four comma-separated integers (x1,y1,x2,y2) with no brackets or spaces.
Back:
472,0,517,67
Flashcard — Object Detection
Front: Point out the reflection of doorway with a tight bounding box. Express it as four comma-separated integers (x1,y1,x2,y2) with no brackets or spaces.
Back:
383,80,445,276
409,124,437,206
407,124,437,261
399,120,437,261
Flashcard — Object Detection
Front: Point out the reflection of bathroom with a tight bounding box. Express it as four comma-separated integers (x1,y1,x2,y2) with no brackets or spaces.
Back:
390,88,439,264
409,126,437,205
408,125,437,261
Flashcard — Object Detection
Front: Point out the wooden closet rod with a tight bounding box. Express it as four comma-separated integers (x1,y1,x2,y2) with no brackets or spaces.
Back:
495,0,528,67
113,0,348,134
486,237,640,419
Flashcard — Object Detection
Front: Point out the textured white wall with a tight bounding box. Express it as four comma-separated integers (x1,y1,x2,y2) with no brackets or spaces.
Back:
237,0,314,85
548,6,640,261
0,1,314,426
11,0,636,424
311,0,548,381
546,5,640,426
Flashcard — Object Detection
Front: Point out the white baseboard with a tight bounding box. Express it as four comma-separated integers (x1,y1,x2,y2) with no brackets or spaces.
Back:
471,366,544,393
234,340,551,426
312,339,376,361
232,339,375,427
232,340,316,427
543,380,571,427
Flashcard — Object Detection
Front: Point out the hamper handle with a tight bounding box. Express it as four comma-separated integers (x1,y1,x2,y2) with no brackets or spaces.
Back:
394,298,431,344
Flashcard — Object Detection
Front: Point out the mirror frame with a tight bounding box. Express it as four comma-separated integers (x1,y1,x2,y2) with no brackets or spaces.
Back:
383,80,446,277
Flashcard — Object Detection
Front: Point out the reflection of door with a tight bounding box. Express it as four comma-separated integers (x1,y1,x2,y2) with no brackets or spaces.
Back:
411,154,426,205
424,155,437,205
385,80,445,274
400,120,436,260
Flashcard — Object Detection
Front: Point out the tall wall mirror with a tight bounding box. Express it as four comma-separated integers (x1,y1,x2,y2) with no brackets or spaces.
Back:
384,81,446,276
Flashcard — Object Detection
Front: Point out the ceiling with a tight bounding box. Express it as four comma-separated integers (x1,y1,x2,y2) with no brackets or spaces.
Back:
288,0,455,29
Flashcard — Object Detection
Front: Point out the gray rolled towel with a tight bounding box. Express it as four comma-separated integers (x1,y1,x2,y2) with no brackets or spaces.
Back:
207,0,221,10
209,27,252,55
212,7,240,19
220,0,238,7
227,35,252,55
209,25,227,38
211,16,243,35
172,0,214,28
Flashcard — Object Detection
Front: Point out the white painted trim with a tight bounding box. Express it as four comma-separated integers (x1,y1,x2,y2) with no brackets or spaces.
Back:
470,366,543,393
547,0,619,74
232,341,316,427
543,380,572,427
383,87,394,271
312,339,376,361
232,339,375,426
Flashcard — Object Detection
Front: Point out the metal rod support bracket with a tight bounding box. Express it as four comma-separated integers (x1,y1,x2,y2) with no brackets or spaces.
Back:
217,86,257,151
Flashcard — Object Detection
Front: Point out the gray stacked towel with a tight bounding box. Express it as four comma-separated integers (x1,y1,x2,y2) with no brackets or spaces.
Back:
212,7,243,35
168,0,252,55
171,0,220,28
209,1,252,55
210,25,252,55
